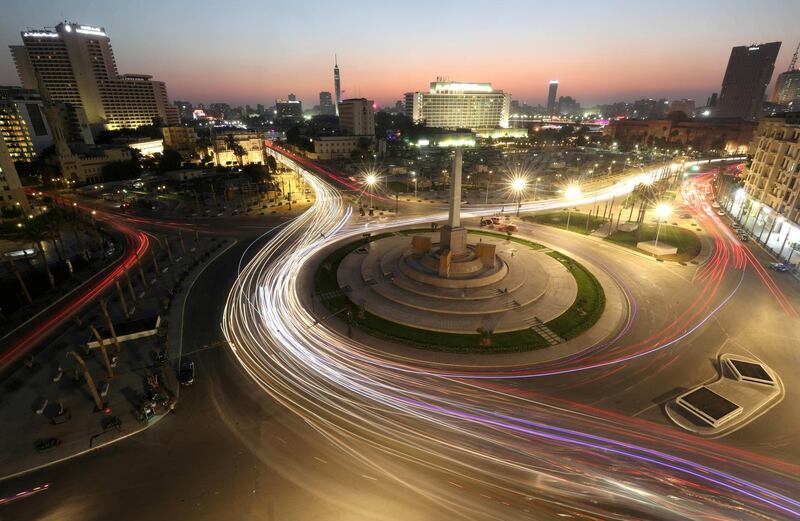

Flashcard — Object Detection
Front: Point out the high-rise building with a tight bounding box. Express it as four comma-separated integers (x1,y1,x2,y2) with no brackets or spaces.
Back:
404,81,511,131
173,100,193,122
334,55,341,116
0,86,53,162
772,70,800,111
11,22,180,133
743,113,800,225
556,96,580,116
716,42,781,120
669,99,696,115
276,97,303,121
547,80,559,114
319,91,335,116
162,126,197,158
0,130,29,211
707,92,718,108
338,98,374,136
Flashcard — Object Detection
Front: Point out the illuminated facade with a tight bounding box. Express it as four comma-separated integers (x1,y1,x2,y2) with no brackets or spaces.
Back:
211,129,264,166
0,87,53,162
0,130,29,210
10,22,180,133
743,113,800,224
162,126,197,158
604,116,755,153
404,81,511,131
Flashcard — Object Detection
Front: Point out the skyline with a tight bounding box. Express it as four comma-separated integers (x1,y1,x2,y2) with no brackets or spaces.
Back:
1,0,799,108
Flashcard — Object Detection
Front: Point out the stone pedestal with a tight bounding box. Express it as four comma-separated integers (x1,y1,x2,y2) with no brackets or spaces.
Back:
438,249,453,278
411,235,432,255
475,242,497,268
440,225,467,255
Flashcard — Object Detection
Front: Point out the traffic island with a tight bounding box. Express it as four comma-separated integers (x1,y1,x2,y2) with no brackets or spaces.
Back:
313,228,606,353
666,354,783,437
605,223,701,262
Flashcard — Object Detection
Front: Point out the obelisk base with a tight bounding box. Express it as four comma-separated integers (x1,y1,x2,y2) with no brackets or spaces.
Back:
440,225,467,255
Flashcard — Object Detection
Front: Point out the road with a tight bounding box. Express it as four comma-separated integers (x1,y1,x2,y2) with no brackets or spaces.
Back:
1,156,799,520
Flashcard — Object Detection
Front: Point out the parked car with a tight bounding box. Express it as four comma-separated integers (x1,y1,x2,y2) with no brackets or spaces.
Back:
768,262,790,272
179,360,195,386
716,210,725,216
731,222,742,229
711,202,720,209
737,233,749,242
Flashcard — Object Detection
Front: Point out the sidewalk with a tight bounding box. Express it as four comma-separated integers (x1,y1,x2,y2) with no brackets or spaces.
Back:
0,235,235,482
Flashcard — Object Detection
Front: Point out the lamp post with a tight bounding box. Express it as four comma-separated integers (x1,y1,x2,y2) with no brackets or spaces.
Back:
533,177,541,201
365,174,377,210
511,177,526,217
653,202,672,248
564,184,581,231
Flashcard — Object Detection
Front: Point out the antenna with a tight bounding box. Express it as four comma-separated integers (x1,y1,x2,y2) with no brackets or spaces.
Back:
335,53,338,67
789,41,799,71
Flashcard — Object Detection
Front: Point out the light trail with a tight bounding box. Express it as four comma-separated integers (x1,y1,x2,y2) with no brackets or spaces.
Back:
223,156,799,519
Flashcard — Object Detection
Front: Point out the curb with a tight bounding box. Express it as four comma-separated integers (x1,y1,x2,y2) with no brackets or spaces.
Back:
0,239,238,484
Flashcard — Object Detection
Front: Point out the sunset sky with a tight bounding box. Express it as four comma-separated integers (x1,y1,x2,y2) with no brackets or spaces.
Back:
1,0,798,108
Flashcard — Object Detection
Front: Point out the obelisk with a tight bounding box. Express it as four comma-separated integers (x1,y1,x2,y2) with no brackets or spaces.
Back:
439,147,467,255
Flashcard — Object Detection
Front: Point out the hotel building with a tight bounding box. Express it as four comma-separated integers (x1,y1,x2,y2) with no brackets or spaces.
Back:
404,81,511,131
10,22,179,133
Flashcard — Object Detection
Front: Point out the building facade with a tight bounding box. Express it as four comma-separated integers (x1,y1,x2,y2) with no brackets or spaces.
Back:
0,87,53,161
319,91,335,116
772,70,800,111
211,129,264,166
276,98,303,121
604,115,755,153
743,113,800,223
162,126,197,157
0,130,29,211
404,81,511,131
338,98,374,136
10,22,180,133
716,42,781,120
311,136,363,160
547,81,558,114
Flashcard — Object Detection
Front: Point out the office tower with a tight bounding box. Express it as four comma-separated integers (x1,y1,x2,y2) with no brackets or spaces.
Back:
10,22,179,133
707,92,718,108
772,70,800,110
716,42,781,120
404,80,511,130
547,80,559,114
319,91,336,116
338,98,374,136
0,131,29,211
173,100,194,122
334,55,341,116
556,96,580,116
275,97,303,121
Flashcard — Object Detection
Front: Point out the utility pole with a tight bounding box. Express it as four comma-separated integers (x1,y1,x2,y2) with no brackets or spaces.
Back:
68,351,104,410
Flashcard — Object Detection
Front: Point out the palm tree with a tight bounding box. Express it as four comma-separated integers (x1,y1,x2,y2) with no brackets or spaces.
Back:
18,219,55,289
225,134,246,166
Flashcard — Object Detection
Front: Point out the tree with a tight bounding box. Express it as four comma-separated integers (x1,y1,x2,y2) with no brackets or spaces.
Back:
18,218,56,289
266,155,278,172
158,149,183,173
225,134,246,166
102,160,141,181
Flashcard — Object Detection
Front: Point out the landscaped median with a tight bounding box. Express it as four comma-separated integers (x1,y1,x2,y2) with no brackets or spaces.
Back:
313,229,605,353
525,211,702,262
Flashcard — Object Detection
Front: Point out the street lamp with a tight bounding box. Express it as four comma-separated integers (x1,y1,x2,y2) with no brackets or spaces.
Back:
653,202,672,248
564,184,582,231
365,174,377,209
511,177,527,216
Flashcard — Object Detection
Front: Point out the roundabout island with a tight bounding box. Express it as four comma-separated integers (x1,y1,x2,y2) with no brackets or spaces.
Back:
312,148,614,355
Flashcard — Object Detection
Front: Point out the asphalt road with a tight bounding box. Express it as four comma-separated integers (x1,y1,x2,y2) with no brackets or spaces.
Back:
2,169,799,520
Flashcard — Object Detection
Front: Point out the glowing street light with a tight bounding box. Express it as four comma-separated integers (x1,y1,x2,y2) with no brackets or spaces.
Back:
510,177,527,216
564,184,582,231
653,202,672,248
365,173,378,209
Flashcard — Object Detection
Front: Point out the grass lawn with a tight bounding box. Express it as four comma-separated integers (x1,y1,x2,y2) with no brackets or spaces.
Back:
524,212,607,235
544,251,606,339
313,228,605,353
604,223,701,262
